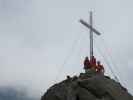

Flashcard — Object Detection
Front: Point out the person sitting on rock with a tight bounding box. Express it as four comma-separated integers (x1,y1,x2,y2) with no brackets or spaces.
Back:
96,61,105,74
84,56,91,70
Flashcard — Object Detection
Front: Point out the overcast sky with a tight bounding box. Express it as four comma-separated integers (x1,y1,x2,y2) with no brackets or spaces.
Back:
0,0,133,98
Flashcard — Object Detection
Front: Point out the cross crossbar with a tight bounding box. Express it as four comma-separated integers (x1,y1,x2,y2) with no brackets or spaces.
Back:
79,12,101,60
79,19,101,35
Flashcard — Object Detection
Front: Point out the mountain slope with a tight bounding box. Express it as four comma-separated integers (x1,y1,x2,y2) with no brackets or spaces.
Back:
41,71,133,100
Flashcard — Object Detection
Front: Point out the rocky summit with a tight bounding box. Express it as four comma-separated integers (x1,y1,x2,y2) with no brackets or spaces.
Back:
41,70,133,100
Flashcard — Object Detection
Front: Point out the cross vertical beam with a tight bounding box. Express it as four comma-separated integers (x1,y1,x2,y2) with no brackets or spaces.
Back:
79,12,101,60
90,11,93,60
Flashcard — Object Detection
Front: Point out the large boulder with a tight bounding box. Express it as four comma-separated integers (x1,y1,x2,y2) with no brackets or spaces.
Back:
41,71,133,100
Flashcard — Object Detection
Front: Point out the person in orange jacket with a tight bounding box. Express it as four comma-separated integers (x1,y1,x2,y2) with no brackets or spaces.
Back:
96,61,105,73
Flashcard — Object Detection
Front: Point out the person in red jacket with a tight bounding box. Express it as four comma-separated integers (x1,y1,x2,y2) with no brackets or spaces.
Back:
84,56,91,70
96,61,105,74
90,56,96,67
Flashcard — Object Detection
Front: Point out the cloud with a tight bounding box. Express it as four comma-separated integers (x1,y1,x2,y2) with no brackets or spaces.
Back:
0,86,37,100
0,0,32,15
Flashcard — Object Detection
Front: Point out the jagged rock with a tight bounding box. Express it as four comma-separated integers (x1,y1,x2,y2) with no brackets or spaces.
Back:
41,71,133,100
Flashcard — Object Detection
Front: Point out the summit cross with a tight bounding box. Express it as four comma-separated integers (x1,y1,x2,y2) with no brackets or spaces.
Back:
79,11,101,60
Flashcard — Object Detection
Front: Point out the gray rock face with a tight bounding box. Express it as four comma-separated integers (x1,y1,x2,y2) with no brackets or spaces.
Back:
41,71,133,100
